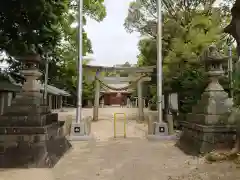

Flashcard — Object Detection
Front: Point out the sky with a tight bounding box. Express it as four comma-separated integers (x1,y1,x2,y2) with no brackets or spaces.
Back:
85,0,140,66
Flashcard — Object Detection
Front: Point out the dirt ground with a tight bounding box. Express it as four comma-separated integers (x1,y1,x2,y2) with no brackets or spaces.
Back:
0,107,240,180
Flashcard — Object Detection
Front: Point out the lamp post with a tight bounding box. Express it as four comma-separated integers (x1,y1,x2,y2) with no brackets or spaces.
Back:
76,0,83,123
157,0,163,123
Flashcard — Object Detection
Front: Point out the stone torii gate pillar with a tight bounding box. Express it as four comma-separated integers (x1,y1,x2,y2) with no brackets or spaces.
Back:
93,78,100,121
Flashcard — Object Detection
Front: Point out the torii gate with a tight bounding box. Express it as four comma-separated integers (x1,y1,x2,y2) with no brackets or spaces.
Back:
83,65,155,122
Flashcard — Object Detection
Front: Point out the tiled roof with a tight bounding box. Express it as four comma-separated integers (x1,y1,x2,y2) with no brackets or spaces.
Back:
0,72,70,96
0,72,22,91
41,84,71,96
0,81,22,92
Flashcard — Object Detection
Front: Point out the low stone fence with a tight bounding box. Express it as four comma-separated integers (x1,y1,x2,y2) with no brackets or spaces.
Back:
146,110,175,134
61,115,92,136
147,111,158,135
83,116,92,135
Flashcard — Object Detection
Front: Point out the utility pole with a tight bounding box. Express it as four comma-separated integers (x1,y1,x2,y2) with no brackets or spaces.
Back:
157,0,163,123
76,0,83,123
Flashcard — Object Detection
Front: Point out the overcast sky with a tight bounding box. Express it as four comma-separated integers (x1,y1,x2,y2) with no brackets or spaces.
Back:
85,0,222,67
85,0,140,66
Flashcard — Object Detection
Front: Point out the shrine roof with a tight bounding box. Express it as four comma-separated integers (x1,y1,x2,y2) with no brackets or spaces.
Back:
100,83,133,93
0,72,22,92
0,81,22,92
41,84,71,96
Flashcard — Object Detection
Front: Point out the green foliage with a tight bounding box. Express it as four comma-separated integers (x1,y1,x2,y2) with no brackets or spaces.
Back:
171,66,208,113
82,0,106,22
47,0,106,102
0,0,106,103
125,0,233,112
0,0,69,56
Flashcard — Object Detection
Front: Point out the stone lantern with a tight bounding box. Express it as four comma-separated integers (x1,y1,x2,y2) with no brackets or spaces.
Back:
0,53,71,168
1,54,49,118
189,45,233,124
178,45,236,154
203,45,227,89
20,54,42,98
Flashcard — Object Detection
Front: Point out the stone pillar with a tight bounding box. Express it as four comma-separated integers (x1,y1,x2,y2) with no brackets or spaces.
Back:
52,95,54,109
3,93,8,110
59,96,63,109
164,93,174,134
127,98,130,108
48,94,52,110
54,96,56,109
100,97,104,108
51,95,55,109
57,96,59,109
56,96,58,109
87,100,92,107
137,80,144,121
163,93,169,121
55,96,57,109
0,93,4,115
7,92,12,107
93,79,100,121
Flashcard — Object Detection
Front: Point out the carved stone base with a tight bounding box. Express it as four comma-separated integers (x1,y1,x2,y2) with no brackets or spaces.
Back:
0,125,71,168
177,121,236,155
0,136,71,168
0,54,72,168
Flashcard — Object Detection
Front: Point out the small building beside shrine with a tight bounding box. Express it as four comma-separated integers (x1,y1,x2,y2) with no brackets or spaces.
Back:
0,71,71,114
0,73,22,115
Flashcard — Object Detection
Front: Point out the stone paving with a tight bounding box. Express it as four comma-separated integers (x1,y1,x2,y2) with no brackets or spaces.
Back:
0,107,240,180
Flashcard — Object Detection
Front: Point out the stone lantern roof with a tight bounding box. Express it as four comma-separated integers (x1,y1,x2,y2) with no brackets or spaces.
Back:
201,45,228,62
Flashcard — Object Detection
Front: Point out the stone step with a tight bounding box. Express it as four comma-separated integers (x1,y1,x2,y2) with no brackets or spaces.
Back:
4,104,50,115
11,97,43,106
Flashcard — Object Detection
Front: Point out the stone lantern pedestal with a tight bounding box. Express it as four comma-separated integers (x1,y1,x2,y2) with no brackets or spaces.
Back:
0,54,71,168
177,45,236,154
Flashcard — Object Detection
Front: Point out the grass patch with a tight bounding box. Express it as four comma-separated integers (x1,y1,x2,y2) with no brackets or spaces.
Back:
205,150,240,164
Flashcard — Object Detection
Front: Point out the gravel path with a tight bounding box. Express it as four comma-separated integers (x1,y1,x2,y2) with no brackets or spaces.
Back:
0,107,240,180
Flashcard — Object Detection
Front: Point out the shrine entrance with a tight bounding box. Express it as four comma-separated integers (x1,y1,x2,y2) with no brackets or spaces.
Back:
83,65,155,122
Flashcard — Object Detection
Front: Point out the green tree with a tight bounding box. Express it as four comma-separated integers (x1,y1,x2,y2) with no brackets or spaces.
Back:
47,0,106,103
125,0,232,112
0,0,107,104
0,0,69,57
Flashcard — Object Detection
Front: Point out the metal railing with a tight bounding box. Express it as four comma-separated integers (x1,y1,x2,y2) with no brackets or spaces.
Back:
113,113,127,138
